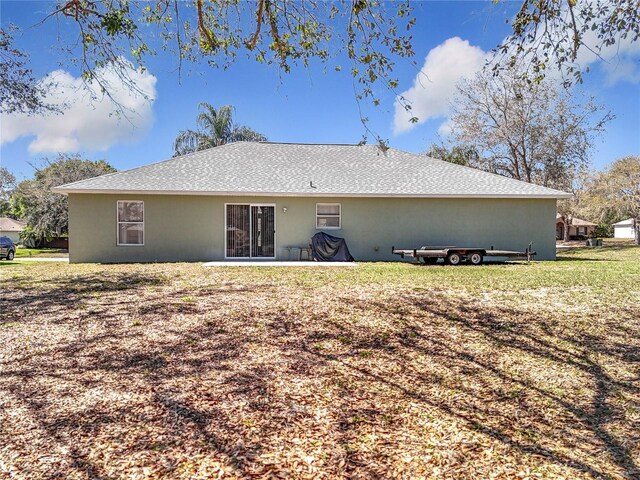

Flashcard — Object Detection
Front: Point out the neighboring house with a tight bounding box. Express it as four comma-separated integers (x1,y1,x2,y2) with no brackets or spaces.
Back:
0,217,25,244
52,142,570,263
613,218,635,239
555,214,597,240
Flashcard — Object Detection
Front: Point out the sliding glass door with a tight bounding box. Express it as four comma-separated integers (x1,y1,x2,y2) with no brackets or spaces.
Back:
250,205,275,257
226,204,275,258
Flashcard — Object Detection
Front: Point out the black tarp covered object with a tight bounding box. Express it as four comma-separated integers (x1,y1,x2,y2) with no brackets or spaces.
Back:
311,232,355,262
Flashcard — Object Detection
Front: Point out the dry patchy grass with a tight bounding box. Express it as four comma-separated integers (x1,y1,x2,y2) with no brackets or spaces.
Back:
0,247,639,479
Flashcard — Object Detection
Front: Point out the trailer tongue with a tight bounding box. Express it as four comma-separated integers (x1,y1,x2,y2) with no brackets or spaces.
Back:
392,244,535,265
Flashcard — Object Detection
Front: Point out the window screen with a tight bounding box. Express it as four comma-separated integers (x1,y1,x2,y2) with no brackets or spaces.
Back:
117,201,144,245
316,203,341,229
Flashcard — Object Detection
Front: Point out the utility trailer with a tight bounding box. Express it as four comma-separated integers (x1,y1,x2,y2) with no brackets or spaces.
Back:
392,243,535,265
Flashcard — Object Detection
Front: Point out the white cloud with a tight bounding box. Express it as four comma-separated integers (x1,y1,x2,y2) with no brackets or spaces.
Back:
437,119,453,137
393,8,640,136
531,8,640,85
1,61,157,153
393,37,486,135
577,27,640,85
603,57,640,85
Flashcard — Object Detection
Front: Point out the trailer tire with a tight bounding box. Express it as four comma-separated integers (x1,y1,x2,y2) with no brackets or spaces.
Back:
446,252,462,265
468,252,483,265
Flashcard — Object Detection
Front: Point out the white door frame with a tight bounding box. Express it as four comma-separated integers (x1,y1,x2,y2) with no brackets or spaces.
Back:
224,203,276,259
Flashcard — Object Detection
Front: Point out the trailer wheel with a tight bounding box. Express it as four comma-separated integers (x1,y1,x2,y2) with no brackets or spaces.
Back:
468,252,483,265
446,252,462,265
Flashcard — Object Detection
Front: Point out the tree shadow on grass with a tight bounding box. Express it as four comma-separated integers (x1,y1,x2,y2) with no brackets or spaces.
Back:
0,313,264,478
555,256,615,262
557,244,639,259
0,261,17,268
1,269,639,478
0,266,288,478
305,294,640,479
0,272,169,325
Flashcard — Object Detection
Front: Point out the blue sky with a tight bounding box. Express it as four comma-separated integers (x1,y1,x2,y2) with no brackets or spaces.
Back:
1,1,639,181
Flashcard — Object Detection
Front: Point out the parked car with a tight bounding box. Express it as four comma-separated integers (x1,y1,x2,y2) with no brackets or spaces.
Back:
0,236,16,260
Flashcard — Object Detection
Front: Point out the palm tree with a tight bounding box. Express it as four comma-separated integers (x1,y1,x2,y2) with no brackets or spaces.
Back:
173,103,267,156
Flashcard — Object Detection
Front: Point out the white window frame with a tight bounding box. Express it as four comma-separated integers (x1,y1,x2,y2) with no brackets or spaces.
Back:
316,203,341,230
117,200,145,246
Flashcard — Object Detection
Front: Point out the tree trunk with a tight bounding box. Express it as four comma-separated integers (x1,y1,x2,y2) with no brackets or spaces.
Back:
564,216,572,241
634,218,640,246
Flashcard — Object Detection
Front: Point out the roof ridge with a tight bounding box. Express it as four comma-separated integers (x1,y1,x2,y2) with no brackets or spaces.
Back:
256,141,365,146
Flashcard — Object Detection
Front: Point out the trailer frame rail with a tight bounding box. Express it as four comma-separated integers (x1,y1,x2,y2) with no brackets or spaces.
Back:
392,243,535,265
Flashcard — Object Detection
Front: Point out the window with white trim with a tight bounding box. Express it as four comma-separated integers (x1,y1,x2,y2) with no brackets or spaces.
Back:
117,201,144,245
316,203,341,229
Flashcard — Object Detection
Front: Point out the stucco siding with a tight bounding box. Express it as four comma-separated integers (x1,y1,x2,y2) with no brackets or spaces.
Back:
68,194,557,263
614,225,634,239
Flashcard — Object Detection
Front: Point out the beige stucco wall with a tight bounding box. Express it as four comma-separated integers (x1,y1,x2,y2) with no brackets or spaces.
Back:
68,194,557,263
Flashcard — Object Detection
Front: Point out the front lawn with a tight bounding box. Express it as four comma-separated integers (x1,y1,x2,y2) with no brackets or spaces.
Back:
1,247,639,479
14,247,69,258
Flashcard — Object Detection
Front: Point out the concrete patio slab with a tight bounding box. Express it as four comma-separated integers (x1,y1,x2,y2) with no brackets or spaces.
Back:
202,261,358,267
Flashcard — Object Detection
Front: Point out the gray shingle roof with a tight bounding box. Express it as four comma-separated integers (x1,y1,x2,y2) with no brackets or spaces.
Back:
0,217,25,232
52,142,571,198
556,214,597,226
613,218,634,226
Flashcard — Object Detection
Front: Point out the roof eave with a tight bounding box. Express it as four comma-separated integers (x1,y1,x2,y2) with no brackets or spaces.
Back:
51,187,572,199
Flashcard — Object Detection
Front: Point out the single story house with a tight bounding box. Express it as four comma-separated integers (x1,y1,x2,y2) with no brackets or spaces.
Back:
0,217,25,244
613,218,635,239
52,142,570,263
555,214,597,240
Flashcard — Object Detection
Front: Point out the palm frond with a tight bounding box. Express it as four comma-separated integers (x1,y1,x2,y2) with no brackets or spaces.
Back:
173,129,207,157
213,105,235,144
174,103,266,154
230,125,268,143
